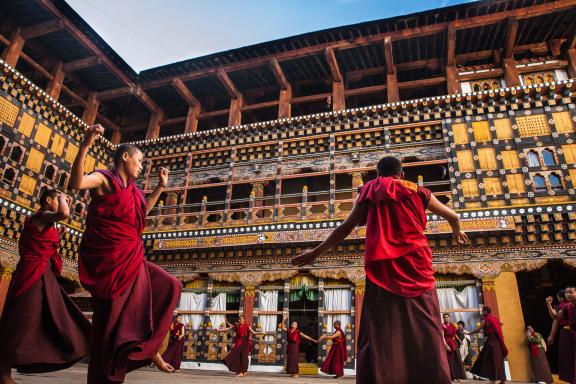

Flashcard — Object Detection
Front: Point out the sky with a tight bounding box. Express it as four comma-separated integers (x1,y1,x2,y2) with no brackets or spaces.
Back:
65,0,476,73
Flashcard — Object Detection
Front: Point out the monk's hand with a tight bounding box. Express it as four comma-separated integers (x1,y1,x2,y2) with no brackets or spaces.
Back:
445,345,451,352
453,230,468,245
83,124,104,147
291,249,319,267
547,335,554,345
158,167,169,188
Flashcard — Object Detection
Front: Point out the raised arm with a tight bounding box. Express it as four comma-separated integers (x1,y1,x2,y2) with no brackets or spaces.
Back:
69,124,106,191
427,195,468,244
34,194,70,228
146,167,168,215
467,320,486,335
292,200,367,267
248,326,264,335
280,316,288,331
546,297,562,321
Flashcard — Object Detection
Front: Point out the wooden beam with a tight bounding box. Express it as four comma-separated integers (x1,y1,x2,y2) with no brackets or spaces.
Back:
47,61,65,99
384,36,395,75
184,105,200,133
516,60,568,74
397,76,446,89
135,87,160,113
97,86,135,101
111,130,122,145
325,47,342,82
82,93,99,125
2,28,24,67
217,69,240,99
502,57,521,87
503,17,519,59
292,93,332,105
269,58,289,90
62,56,102,72
384,36,399,102
21,19,64,39
278,86,291,119
241,100,279,112
345,84,387,97
145,112,163,139
458,69,504,82
171,78,200,106
567,48,576,78
95,113,121,132
447,23,456,66
228,96,243,127
199,109,229,119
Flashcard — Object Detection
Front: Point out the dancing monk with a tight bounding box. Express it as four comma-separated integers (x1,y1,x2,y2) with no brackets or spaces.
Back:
293,156,468,384
70,124,182,383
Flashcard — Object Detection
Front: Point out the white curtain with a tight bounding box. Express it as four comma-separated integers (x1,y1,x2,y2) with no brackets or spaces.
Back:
258,290,279,355
209,292,227,329
436,286,481,328
179,292,207,330
324,289,352,333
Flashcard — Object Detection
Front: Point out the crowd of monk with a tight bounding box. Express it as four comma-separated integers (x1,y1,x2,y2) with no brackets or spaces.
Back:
0,123,574,384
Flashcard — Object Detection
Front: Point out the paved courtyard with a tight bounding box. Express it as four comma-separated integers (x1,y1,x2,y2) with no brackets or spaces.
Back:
9,364,534,383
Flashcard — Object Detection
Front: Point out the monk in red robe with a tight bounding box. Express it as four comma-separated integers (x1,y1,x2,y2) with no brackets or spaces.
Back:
469,306,508,383
70,124,182,383
0,190,91,384
162,315,185,372
547,290,574,383
547,287,576,384
280,316,318,377
319,320,347,378
442,313,466,381
219,316,263,377
293,156,467,384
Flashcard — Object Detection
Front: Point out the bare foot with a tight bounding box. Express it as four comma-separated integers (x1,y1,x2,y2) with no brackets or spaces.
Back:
235,372,244,377
152,353,174,373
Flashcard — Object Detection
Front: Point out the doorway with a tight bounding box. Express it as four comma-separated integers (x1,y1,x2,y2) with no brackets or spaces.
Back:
289,287,319,364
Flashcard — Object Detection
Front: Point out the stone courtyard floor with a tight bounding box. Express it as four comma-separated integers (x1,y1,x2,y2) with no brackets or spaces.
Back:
9,364,535,383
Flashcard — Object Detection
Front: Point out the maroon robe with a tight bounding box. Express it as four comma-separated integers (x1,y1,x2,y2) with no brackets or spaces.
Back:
527,331,553,384
223,323,251,373
443,322,466,380
562,302,576,384
557,301,574,383
321,328,347,377
162,322,185,370
471,313,508,381
286,328,300,374
355,177,451,384
0,213,91,373
80,170,182,384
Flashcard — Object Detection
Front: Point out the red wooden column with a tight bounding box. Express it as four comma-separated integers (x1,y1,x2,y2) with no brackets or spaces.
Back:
384,37,399,102
481,277,500,319
2,28,25,67
111,130,122,145
82,92,100,125
243,286,255,327
47,62,65,99
354,282,365,353
0,266,14,317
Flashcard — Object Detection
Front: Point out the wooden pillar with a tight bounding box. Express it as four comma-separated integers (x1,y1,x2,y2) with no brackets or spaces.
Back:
332,81,345,111
145,111,163,140
2,28,25,67
446,23,459,94
0,266,14,317
243,285,255,328
567,48,576,79
481,277,500,318
228,96,243,127
184,105,200,133
111,130,122,145
354,282,365,354
82,92,99,125
278,86,292,119
384,36,399,102
47,62,65,99
165,191,179,225
494,272,532,382
352,172,364,199
446,65,459,94
503,57,521,87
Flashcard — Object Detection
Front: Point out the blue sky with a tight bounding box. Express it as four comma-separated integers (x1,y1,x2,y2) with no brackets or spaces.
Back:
66,0,475,72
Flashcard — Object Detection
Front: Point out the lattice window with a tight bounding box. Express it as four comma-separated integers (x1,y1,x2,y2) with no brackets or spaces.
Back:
522,72,556,85
470,79,501,92
58,172,68,189
472,121,491,142
51,134,66,156
20,173,37,196
516,115,551,137
552,111,575,134
64,143,79,164
335,130,385,151
461,179,479,197
44,164,56,181
388,124,442,145
236,145,276,162
542,149,556,166
84,155,96,174
562,144,576,164
477,148,497,170
494,119,513,140
2,167,16,184
501,151,521,169
283,138,329,156
527,150,541,167
506,174,526,194
483,178,503,196
456,150,474,172
451,123,469,145
9,145,23,162
25,148,44,173
192,151,231,168
549,173,563,190
0,96,19,127
533,174,547,191
34,123,51,148
18,113,35,137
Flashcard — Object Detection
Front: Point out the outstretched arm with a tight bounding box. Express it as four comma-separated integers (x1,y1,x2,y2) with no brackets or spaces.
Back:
427,195,468,244
546,297,560,320
292,200,366,267
249,326,264,335
69,124,106,191
300,332,318,343
320,330,342,341
34,194,70,227
467,320,486,335
146,167,168,215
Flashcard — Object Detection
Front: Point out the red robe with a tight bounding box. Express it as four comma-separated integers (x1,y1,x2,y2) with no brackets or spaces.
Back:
162,322,185,370
321,328,347,377
286,328,300,374
0,212,90,373
80,169,182,383
562,303,576,384
471,313,507,381
557,301,575,383
443,322,466,380
223,323,251,373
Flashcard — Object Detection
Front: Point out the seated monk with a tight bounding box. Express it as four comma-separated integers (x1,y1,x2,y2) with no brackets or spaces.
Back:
69,124,182,384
